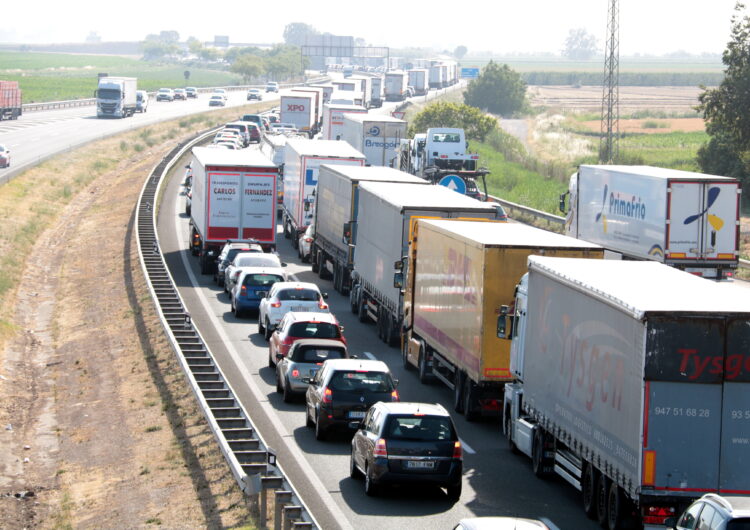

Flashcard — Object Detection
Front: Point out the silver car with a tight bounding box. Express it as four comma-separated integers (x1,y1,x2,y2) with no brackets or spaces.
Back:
258,281,329,340
224,253,286,294
276,339,348,402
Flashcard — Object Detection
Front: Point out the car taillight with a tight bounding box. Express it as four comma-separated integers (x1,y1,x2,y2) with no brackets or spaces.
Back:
240,285,247,296
322,388,333,404
318,301,328,310
373,438,388,457
643,506,675,525
271,299,282,308
452,441,463,459
292,369,300,378
305,237,313,243
390,389,400,402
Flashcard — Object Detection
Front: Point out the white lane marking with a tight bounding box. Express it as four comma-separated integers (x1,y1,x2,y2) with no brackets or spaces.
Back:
361,351,376,360
540,518,560,530
459,438,476,455
174,197,353,530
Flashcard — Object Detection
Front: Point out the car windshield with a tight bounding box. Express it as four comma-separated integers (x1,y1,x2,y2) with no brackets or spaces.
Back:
278,288,319,302
211,95,222,100
288,322,339,339
159,89,170,93
235,255,279,268
385,416,454,441
728,521,750,530
224,248,254,263
293,346,346,363
242,274,283,287
328,371,393,392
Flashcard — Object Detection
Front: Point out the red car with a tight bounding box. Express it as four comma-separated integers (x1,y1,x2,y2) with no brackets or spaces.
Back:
268,312,346,368
0,144,10,168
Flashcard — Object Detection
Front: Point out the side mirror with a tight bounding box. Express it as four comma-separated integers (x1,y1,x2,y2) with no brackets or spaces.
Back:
394,259,404,271
497,305,509,339
342,222,352,244
339,326,345,334
282,262,288,267
393,379,399,387
322,293,329,299
393,272,404,289
559,192,567,213
275,353,283,360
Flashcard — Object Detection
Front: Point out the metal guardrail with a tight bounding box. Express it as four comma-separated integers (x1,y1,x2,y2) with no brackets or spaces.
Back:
135,130,319,529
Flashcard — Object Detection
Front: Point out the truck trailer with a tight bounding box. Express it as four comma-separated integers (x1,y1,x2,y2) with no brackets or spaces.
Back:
370,77,383,108
189,147,279,273
399,220,603,420
341,114,407,167
407,69,429,95
321,102,368,141
0,80,22,121
281,139,365,247
562,165,741,279
502,256,750,529
350,183,502,346
312,165,427,294
280,92,318,138
96,76,137,118
291,87,324,133
384,71,409,102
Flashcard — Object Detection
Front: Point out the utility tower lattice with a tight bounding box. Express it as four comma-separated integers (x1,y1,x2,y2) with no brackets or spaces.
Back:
600,0,620,163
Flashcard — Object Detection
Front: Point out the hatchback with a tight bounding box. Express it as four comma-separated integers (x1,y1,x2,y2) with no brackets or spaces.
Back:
258,282,329,340
214,242,263,286
276,339,348,402
224,252,286,293
209,95,226,107
269,312,345,368
266,82,279,93
247,88,263,101
350,402,462,499
0,144,10,168
667,494,750,530
185,87,198,98
136,90,149,112
174,88,187,100
156,88,174,102
306,359,398,441
248,122,263,143
230,268,285,317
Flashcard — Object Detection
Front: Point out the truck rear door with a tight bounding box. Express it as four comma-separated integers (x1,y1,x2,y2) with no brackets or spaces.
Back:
667,181,739,262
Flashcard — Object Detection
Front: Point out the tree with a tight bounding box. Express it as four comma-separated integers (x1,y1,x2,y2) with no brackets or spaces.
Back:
283,23,318,46
454,45,468,60
562,28,598,60
231,55,265,82
463,61,526,116
408,102,498,142
698,2,750,186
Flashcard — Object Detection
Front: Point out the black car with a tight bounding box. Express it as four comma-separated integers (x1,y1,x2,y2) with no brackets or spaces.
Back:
350,402,463,500
305,359,398,441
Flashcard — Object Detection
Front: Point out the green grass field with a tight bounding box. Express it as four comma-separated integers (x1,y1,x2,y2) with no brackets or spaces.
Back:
0,51,241,102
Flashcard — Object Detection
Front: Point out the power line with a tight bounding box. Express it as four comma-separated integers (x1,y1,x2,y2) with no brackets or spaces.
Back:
600,0,620,163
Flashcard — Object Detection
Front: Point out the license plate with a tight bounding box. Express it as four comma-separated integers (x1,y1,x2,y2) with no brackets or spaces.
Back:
348,411,366,419
290,306,309,312
406,460,435,470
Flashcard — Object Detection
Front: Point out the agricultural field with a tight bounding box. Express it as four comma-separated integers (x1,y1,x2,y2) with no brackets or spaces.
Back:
460,56,724,72
0,51,241,102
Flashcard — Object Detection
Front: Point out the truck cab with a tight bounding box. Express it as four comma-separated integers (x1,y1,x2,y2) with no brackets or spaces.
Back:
425,128,477,171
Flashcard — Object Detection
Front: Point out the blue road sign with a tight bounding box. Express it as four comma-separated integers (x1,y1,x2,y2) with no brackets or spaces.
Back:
461,67,480,79
438,174,467,195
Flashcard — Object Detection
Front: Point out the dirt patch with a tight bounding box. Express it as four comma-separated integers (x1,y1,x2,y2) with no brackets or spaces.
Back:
528,85,705,112
0,110,263,528
577,117,705,134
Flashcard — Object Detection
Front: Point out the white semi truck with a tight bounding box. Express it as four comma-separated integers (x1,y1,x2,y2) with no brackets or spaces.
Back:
96,76,137,118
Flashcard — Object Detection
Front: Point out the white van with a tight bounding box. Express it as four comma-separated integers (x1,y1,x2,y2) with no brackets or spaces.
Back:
136,90,149,112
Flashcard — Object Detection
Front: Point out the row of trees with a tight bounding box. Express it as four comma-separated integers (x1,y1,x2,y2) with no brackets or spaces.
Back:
229,45,308,82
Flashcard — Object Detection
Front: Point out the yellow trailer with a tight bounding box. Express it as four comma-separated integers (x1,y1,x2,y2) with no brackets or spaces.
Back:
400,219,603,420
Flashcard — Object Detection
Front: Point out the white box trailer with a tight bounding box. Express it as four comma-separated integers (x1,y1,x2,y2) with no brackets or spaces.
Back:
313,165,426,294
189,147,279,273
429,65,442,88
351,182,502,345
96,76,137,118
341,114,407,167
384,71,409,101
563,165,741,279
321,103,368,141
407,69,428,95
370,77,383,107
281,139,365,243
279,92,317,138
503,256,750,529
259,134,289,215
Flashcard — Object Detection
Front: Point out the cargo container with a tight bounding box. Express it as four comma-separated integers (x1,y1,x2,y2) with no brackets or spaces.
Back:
407,69,428,95
0,80,22,120
429,65,443,89
189,147,279,273
291,87,324,131
321,102,368,141
280,92,318,138
313,165,426,294
370,77,383,108
399,220,602,420
562,165,741,279
384,71,409,101
341,114,407,167
502,256,750,529
281,139,365,246
350,183,502,346
96,76,137,118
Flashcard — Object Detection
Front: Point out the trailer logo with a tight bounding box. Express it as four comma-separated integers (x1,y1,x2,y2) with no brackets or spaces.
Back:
683,186,725,231
595,184,647,233
287,104,305,112
368,126,381,137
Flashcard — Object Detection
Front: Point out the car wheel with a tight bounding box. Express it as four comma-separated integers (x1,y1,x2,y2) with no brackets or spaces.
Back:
463,379,480,421
268,349,275,369
264,319,272,341
233,301,243,319
282,377,294,403
349,449,362,479
283,220,290,239
314,411,326,441
401,336,412,370
364,464,379,496
258,316,265,335
582,463,597,518
276,369,283,393
306,404,314,428
504,409,520,454
447,482,462,501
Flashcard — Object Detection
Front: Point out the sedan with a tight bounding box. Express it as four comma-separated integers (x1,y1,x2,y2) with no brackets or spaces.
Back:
247,88,263,101
306,359,398,441
276,339,348,402
0,144,10,168
230,267,285,317
258,281,329,340
209,95,226,107
350,402,462,499
174,88,187,100
248,123,263,143
268,311,345,368
156,88,174,102
185,87,198,98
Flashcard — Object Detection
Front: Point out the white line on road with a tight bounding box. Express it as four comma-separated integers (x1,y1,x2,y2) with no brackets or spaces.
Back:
361,351,376,360
459,438,476,454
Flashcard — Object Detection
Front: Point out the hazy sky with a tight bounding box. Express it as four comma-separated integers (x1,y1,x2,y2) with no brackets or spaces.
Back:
1,0,743,56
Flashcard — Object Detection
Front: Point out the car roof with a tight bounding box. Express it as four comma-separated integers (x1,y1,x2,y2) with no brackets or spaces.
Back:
271,281,320,291
701,494,750,516
457,518,549,530
289,339,348,350
320,358,390,373
285,311,338,323
374,402,450,416
237,267,286,276
223,242,257,250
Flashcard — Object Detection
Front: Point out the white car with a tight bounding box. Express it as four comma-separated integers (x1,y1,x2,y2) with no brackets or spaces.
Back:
213,88,228,100
258,282,329,340
224,253,287,293
298,224,313,262
209,94,226,107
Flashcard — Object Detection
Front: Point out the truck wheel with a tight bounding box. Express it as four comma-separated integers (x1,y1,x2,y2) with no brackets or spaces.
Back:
504,409,519,453
311,250,319,273
418,345,431,384
582,463,597,519
401,338,412,370
283,219,290,239
463,379,480,422
531,428,551,477
291,232,299,249
333,265,342,293
595,474,610,527
358,295,368,323
606,482,623,530
453,372,465,413
349,286,359,314
384,317,397,347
